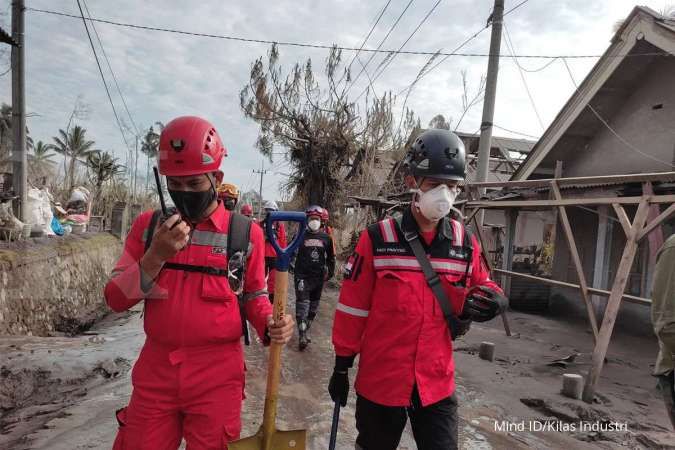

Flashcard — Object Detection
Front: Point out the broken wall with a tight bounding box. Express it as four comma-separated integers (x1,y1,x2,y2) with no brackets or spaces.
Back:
0,233,121,336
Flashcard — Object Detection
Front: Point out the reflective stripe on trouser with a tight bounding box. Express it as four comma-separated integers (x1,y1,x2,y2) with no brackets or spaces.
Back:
295,276,324,323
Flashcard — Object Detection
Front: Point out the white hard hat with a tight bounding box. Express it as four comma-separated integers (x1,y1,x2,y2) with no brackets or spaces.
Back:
263,200,279,211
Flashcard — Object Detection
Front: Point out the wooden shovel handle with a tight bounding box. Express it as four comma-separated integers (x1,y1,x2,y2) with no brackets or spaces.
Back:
261,269,289,448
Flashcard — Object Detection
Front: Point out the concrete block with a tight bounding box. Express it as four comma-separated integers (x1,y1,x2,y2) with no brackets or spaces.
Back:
479,341,495,362
562,373,584,399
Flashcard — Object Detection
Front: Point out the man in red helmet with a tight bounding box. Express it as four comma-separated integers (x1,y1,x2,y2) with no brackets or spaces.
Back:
320,208,337,255
104,116,294,449
240,203,254,218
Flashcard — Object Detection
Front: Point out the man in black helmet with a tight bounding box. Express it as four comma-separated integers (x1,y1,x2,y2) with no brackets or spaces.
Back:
329,129,508,450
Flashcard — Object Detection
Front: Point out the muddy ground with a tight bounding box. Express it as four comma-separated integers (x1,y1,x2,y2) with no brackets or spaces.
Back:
1,284,674,449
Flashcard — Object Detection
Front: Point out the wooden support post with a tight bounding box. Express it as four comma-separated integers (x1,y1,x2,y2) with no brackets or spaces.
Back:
501,209,517,297
582,197,650,403
493,268,651,306
471,211,512,337
611,203,632,237
638,202,675,242
551,181,599,340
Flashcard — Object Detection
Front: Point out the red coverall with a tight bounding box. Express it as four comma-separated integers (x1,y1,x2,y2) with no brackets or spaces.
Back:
332,215,502,407
105,203,272,449
264,222,287,298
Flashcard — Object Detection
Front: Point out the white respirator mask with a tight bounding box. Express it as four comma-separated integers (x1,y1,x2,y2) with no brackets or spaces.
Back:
414,184,460,221
308,219,321,231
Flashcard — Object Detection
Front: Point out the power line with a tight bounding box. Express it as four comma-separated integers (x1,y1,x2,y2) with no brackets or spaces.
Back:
492,123,540,139
503,21,545,130
395,0,536,98
355,0,444,102
395,25,489,98
74,0,130,151
345,0,415,96
82,0,139,136
26,7,663,60
504,0,531,16
338,0,392,86
562,57,675,169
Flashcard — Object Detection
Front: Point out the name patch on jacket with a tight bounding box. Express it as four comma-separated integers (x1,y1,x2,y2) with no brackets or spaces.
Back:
304,239,325,248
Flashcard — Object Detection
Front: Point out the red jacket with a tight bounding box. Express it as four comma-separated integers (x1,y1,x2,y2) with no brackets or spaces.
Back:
104,204,272,348
264,222,287,294
332,210,502,407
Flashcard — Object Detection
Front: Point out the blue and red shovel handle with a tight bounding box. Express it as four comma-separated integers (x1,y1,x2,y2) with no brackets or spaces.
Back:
265,211,307,272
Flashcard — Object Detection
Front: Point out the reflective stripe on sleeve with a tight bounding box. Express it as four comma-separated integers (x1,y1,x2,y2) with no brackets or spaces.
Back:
336,302,369,318
379,219,397,243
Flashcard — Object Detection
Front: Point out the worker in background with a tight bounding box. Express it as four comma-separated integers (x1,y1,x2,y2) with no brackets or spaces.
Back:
293,205,335,351
652,233,675,429
218,182,240,211
104,116,294,449
329,129,508,450
240,203,254,218
262,200,286,303
321,207,337,255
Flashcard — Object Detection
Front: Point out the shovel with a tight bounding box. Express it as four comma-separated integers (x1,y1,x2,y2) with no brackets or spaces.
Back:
229,211,308,450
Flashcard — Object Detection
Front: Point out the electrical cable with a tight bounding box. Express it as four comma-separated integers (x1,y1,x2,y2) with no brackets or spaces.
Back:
345,0,415,96
359,0,444,98
337,0,392,86
562,57,675,169
82,0,139,136
26,7,665,60
503,21,545,130
74,0,130,151
492,124,540,139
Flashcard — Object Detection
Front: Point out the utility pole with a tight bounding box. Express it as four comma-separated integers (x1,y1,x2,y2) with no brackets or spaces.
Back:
11,0,26,222
132,134,139,203
475,0,504,226
253,161,268,220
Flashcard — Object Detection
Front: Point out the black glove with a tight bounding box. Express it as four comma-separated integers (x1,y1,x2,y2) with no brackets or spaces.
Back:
449,315,472,339
463,286,508,322
328,355,355,407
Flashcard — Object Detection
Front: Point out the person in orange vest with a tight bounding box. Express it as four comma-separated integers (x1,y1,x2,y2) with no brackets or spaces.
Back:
329,129,508,450
105,116,294,449
240,203,254,218
218,182,240,211
262,200,287,304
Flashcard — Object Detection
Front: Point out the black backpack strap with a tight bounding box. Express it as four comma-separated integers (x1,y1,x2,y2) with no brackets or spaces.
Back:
459,223,474,287
144,209,163,253
396,219,470,340
227,213,253,345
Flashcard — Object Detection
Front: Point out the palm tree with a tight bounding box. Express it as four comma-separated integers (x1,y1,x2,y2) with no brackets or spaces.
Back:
87,150,125,212
52,125,97,195
28,140,57,181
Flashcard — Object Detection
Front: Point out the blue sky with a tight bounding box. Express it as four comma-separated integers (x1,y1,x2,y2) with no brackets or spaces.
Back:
0,0,670,201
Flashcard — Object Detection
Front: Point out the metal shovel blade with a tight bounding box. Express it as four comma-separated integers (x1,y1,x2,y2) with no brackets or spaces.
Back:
228,426,306,450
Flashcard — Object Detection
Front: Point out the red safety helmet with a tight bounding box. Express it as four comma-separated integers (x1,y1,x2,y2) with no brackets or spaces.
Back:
305,204,324,218
240,204,253,217
158,116,226,176
321,208,329,222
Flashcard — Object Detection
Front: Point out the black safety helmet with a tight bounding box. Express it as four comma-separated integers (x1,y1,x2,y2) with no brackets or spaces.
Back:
403,129,466,181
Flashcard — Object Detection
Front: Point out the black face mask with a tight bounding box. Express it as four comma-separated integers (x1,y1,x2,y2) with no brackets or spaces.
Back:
168,186,216,223
224,197,237,211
